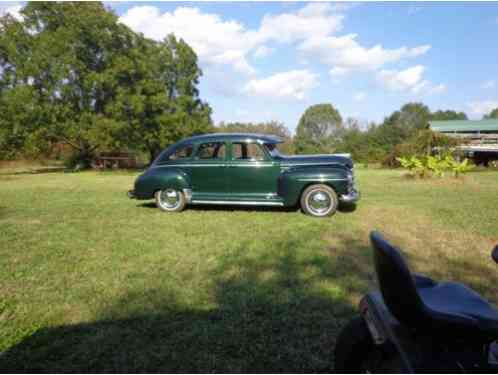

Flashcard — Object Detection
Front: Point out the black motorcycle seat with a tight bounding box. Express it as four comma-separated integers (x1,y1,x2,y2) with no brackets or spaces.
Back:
418,281,498,334
370,231,498,337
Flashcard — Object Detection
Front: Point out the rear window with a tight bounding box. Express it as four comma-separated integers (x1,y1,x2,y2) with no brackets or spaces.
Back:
195,142,226,160
232,142,266,161
157,144,193,163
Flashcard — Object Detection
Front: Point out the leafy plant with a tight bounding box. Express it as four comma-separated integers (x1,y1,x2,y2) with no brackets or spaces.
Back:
397,154,474,179
426,155,448,177
396,156,427,178
444,156,474,177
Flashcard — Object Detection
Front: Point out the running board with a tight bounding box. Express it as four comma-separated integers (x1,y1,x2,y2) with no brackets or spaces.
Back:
191,200,284,206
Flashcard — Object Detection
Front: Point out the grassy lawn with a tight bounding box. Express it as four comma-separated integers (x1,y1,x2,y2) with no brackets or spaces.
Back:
1,165,497,372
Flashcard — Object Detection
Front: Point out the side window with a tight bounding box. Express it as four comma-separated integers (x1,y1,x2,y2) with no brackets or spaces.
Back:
168,144,193,160
195,142,226,160
231,142,267,161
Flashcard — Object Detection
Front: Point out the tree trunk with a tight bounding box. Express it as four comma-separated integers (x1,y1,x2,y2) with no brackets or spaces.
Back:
149,148,158,165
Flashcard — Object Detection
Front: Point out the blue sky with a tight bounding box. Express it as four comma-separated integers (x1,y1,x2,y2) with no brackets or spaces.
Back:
4,1,498,132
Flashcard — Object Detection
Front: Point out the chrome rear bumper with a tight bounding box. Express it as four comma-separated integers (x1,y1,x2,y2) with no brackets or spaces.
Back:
340,189,360,203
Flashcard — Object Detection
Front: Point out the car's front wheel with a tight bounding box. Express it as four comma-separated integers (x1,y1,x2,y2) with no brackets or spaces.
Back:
300,184,338,217
155,188,187,212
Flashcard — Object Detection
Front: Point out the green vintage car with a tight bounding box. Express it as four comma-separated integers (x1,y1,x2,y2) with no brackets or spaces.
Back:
128,133,359,217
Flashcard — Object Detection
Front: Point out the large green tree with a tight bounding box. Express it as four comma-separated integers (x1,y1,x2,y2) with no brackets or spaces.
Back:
109,34,213,162
484,108,498,119
0,2,211,163
294,103,343,154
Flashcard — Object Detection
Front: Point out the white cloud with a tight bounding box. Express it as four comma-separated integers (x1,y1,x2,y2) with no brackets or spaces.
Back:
120,6,260,75
0,3,22,20
253,45,273,59
468,100,498,116
353,92,367,101
298,33,431,73
377,65,445,95
258,3,344,44
481,80,496,89
120,3,346,75
120,3,435,100
243,70,318,100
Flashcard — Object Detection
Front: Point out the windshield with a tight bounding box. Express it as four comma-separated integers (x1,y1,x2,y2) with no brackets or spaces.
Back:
264,143,285,158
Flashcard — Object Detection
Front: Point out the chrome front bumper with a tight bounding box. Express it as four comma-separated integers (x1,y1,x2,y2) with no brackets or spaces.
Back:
127,190,136,199
340,189,360,203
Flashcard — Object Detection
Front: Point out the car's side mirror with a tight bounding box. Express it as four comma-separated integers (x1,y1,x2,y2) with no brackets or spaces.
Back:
492,245,498,264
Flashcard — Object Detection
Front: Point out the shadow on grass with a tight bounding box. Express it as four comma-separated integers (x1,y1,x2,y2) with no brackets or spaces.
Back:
137,201,297,213
0,234,372,373
137,202,357,214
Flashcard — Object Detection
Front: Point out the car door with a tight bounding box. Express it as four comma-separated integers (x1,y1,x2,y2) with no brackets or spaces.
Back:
227,141,280,200
189,141,229,198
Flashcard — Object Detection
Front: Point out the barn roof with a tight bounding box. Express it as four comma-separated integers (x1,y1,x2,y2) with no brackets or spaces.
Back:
429,119,498,132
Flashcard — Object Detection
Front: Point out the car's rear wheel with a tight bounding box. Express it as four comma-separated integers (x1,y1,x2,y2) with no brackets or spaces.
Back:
300,184,338,217
155,188,186,212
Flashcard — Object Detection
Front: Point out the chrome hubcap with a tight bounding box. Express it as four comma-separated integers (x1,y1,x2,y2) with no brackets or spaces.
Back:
307,190,332,215
159,189,180,209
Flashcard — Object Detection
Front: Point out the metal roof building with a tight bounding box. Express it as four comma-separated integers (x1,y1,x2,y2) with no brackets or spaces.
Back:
429,119,498,133
428,119,498,165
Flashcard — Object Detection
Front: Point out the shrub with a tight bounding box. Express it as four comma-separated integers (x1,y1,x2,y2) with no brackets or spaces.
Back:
444,156,474,177
396,155,473,179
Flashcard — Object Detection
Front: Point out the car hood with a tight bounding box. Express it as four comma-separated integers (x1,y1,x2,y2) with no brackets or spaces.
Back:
279,154,353,169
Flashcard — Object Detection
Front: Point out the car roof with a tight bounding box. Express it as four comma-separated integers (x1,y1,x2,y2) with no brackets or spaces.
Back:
179,133,283,145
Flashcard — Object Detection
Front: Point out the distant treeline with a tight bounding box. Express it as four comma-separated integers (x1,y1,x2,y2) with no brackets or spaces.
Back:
216,102,498,166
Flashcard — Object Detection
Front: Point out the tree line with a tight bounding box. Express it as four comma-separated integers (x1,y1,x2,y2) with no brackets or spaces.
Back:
293,102,472,165
219,103,497,166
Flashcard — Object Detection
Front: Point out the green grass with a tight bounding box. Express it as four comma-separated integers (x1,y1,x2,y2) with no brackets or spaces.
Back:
1,166,497,372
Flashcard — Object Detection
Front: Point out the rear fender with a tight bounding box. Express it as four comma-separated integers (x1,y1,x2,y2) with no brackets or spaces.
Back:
278,165,349,206
134,167,191,199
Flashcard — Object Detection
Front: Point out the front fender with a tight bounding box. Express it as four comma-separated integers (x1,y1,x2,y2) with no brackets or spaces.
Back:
133,167,191,199
278,166,349,206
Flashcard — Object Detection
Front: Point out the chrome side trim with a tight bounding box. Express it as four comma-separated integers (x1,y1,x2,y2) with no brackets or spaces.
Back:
152,163,275,169
228,163,274,167
152,164,228,168
191,200,284,206
297,178,347,182
153,162,347,169
280,162,346,167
